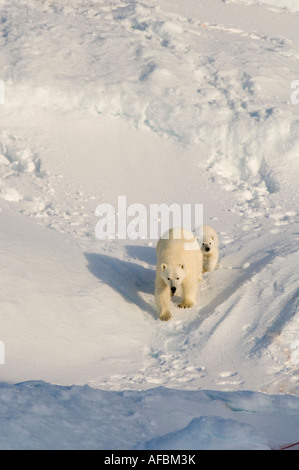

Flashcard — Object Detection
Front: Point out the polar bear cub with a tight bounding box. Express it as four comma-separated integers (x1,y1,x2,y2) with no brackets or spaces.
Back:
201,225,219,272
155,228,203,321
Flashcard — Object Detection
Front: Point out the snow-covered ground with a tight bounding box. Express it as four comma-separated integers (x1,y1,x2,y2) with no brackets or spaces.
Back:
0,0,298,450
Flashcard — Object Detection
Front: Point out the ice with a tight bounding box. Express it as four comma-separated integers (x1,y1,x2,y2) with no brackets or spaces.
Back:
0,381,298,450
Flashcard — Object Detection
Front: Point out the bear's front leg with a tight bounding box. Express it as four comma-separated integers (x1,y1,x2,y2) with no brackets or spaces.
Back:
155,281,172,321
178,279,198,309
204,252,218,272
160,310,172,321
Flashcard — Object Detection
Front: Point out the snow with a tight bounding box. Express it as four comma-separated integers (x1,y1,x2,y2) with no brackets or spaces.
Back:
0,0,298,450
227,0,299,13
0,381,298,450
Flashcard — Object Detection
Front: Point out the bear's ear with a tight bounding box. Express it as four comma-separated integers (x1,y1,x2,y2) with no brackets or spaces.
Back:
161,263,167,271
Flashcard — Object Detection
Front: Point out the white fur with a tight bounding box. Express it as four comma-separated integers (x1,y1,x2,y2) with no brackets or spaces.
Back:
155,228,203,321
201,225,219,272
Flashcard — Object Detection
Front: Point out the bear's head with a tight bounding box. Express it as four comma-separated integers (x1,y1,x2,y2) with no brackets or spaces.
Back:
201,228,218,254
160,263,187,295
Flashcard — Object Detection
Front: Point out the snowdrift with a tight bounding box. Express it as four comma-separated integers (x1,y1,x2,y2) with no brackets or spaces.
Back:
0,381,298,450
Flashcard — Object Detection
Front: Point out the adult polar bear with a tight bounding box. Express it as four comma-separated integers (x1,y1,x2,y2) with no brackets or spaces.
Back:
155,228,203,321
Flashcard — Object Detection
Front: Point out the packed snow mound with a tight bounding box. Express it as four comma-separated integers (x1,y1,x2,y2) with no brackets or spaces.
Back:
138,416,269,451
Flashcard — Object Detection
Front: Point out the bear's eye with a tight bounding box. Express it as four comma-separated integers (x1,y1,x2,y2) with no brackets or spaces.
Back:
176,278,179,280
167,277,170,280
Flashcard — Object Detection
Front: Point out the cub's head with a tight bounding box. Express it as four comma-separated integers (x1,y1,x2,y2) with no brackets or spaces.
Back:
201,226,218,254
160,263,186,295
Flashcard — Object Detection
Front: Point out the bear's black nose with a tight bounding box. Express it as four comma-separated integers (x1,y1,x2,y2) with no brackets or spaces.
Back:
171,286,176,294
205,247,210,252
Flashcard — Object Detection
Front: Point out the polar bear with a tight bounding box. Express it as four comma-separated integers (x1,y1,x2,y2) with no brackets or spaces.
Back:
155,228,203,321
201,225,219,272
